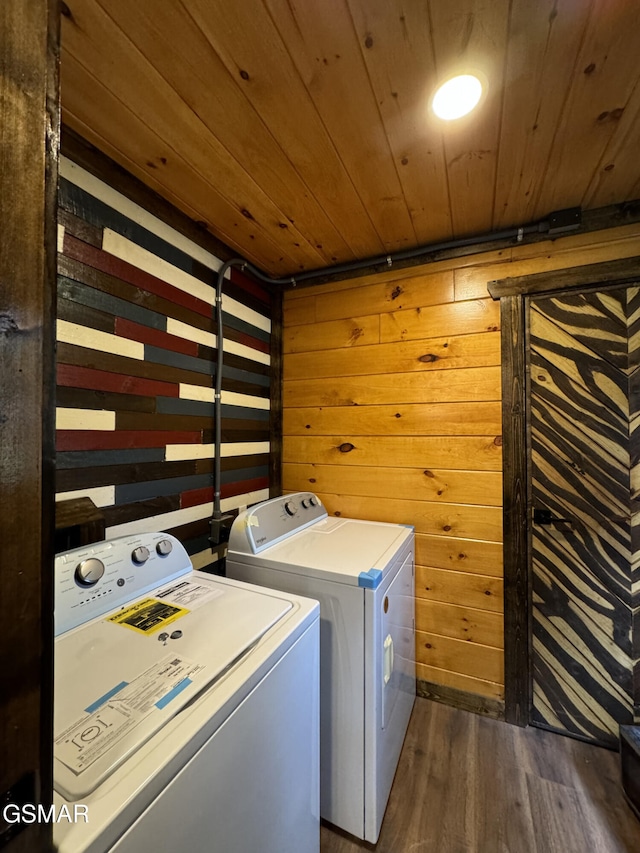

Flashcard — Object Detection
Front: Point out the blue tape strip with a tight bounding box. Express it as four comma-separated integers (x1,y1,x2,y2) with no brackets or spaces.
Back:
401,523,415,530
85,681,128,714
155,677,192,710
358,569,383,589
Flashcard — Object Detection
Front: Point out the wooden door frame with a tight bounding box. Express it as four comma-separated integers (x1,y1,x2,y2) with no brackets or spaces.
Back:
488,254,640,726
0,2,59,851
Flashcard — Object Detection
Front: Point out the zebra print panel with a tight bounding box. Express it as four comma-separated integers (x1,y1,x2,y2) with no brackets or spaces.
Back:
533,291,630,371
630,287,640,716
530,286,637,745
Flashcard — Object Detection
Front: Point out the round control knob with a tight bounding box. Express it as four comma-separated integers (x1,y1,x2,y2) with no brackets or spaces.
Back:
301,499,309,509
284,500,298,517
156,539,173,556
132,546,150,565
308,496,316,506
75,557,105,587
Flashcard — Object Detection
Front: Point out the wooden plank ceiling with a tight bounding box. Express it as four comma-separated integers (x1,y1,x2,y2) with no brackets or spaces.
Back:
60,0,640,277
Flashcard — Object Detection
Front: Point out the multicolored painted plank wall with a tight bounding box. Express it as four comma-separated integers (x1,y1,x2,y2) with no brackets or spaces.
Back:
55,157,273,570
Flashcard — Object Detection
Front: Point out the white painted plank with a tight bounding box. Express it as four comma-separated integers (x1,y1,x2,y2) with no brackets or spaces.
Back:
179,384,270,409
179,384,215,403
165,444,215,462
56,407,116,431
165,441,270,462
57,224,65,253
165,317,270,366
105,489,269,538
225,338,270,366
103,229,217,305
222,390,270,409
57,319,144,360
166,317,216,348
60,156,226,274
55,486,115,508
221,441,270,456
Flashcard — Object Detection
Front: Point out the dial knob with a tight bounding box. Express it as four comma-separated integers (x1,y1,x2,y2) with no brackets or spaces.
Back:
301,499,309,509
156,539,173,556
284,500,297,517
75,557,105,587
132,546,150,565
308,496,316,506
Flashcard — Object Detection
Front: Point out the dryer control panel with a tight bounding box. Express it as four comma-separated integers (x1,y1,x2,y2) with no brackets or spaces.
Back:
54,532,191,636
228,492,328,554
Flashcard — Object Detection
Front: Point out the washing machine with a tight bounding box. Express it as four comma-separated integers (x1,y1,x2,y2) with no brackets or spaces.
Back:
52,532,319,853
226,492,415,843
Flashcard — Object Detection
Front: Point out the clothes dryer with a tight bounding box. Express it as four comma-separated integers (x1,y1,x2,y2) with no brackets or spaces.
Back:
227,492,415,843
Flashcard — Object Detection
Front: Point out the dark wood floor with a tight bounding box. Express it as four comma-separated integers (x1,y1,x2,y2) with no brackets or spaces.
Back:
321,698,640,853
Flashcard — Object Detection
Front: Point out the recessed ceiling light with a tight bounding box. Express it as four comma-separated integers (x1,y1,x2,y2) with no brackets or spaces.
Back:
432,75,483,120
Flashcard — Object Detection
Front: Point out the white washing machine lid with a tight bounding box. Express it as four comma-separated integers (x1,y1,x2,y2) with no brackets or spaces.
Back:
54,572,292,800
230,516,413,588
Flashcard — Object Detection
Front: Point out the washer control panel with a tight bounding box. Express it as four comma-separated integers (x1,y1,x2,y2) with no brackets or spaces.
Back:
228,492,327,555
54,532,190,636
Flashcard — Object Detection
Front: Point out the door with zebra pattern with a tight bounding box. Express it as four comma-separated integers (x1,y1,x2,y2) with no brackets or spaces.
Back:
529,286,638,747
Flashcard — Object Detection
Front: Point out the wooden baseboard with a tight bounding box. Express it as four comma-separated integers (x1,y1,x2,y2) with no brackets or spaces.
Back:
417,678,505,721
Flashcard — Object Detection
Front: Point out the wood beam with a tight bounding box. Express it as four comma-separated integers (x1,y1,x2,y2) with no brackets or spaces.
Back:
0,2,59,850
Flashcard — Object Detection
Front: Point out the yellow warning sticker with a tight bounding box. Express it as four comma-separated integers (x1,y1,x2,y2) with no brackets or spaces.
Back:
106,598,189,635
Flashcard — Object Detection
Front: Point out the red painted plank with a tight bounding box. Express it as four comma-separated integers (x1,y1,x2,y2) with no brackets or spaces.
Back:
115,317,199,356
57,364,179,398
180,476,269,509
56,430,201,451
222,477,269,499
229,266,271,305
227,327,270,355
64,233,213,318
180,486,213,509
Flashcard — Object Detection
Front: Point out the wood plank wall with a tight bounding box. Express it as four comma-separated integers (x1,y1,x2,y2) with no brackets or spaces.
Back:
282,220,640,703
55,157,273,570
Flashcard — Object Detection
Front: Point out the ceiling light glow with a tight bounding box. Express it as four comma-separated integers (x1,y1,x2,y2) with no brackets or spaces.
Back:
432,75,483,120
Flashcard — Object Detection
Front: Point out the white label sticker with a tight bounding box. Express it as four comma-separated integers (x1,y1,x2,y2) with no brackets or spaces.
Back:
55,655,205,775
155,579,222,610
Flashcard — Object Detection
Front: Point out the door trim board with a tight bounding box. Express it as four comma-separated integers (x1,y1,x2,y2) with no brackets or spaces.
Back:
488,254,640,300
500,296,529,726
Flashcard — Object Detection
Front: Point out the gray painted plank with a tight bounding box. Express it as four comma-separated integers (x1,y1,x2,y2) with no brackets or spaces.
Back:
58,275,166,330
157,397,270,421
57,448,165,469
115,473,212,504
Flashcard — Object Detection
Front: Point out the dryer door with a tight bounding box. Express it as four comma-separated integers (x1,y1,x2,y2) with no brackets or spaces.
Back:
381,550,414,729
